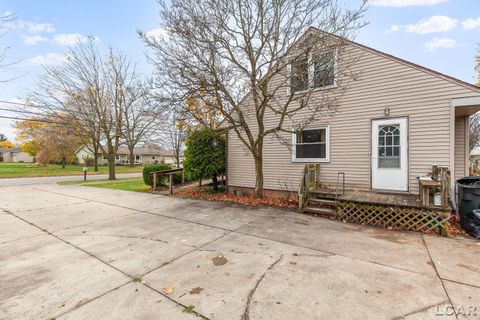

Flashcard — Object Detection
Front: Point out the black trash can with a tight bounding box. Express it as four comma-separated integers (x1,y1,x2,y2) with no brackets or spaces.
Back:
457,177,480,216
457,177,480,239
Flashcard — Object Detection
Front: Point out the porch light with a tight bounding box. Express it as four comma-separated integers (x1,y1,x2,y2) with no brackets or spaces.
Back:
384,107,390,117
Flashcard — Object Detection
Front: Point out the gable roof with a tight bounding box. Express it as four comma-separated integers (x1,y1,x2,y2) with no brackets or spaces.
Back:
307,26,480,93
0,147,22,153
77,144,182,157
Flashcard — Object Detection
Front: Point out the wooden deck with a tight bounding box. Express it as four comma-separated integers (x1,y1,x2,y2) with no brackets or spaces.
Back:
311,188,450,212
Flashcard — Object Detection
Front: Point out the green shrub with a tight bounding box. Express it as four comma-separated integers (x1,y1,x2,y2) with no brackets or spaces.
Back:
184,128,225,191
143,164,171,187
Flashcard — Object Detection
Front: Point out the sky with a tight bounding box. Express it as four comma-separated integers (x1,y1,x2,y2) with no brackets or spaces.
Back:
0,0,479,142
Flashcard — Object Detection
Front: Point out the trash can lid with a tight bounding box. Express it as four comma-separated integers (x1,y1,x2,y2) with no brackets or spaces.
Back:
457,176,480,188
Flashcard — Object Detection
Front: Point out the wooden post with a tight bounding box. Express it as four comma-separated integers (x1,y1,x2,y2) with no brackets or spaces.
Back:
314,164,319,187
169,174,173,195
153,172,157,191
305,165,310,194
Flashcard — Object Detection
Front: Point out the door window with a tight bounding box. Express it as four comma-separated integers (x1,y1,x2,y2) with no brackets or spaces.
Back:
378,125,400,168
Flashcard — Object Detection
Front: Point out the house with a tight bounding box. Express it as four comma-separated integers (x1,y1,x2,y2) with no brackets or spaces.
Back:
226,28,480,203
76,145,183,165
0,147,34,163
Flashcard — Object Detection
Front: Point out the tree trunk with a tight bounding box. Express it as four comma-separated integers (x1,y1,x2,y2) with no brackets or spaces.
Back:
253,146,264,198
107,152,116,180
212,174,219,191
93,145,99,172
128,146,135,167
93,154,98,172
61,156,66,169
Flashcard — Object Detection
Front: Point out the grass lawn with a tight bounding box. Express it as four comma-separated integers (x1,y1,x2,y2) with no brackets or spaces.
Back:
0,162,143,178
58,177,150,192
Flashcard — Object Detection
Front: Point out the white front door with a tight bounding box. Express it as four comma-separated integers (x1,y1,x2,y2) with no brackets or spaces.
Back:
372,118,408,191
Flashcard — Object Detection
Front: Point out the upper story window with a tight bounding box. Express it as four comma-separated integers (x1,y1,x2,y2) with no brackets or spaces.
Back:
115,154,120,160
290,57,309,93
289,49,336,94
313,51,335,88
292,126,330,162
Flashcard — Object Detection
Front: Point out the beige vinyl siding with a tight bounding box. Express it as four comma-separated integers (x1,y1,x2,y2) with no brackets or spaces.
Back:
454,116,468,181
228,41,480,195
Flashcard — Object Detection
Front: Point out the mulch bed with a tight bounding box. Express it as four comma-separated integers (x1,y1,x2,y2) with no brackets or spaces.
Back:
169,185,475,239
173,186,298,209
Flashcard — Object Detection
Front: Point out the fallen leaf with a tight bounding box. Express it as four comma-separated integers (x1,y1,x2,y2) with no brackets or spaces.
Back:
189,287,204,294
163,285,175,295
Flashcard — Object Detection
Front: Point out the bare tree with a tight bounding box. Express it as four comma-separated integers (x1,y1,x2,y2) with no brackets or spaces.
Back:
470,113,480,152
61,94,103,171
1,11,21,83
470,45,480,152
141,0,366,197
163,117,187,167
122,84,158,166
30,38,138,179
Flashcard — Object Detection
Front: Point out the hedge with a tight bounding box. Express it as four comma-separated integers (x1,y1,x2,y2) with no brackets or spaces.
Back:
143,164,171,187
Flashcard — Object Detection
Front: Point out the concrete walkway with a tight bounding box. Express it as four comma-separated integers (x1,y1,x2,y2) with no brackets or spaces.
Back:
0,184,479,319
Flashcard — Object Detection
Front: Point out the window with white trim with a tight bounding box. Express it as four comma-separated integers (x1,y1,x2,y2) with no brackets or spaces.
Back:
290,56,309,93
289,49,336,94
292,127,330,162
115,154,120,160
313,51,335,87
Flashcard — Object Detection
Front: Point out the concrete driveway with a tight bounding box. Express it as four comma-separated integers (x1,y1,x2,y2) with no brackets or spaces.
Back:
0,184,479,320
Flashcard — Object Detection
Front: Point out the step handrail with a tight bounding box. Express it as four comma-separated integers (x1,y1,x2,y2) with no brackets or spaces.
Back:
335,172,345,202
298,165,308,210
298,164,321,210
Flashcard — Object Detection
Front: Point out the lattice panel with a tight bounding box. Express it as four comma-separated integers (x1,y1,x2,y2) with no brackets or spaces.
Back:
335,201,450,234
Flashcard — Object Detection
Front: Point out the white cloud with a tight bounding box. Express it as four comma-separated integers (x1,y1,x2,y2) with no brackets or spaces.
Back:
462,17,480,30
371,0,447,6
424,37,456,51
23,53,68,66
145,27,169,41
17,20,55,33
52,33,99,46
386,24,400,33
388,15,457,34
23,35,48,45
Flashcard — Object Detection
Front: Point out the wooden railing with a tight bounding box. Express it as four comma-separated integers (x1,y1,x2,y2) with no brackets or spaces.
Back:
298,164,320,210
418,165,451,209
151,168,184,194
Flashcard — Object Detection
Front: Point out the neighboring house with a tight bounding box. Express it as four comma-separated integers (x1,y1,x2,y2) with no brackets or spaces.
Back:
0,148,34,163
226,28,480,198
470,146,480,159
76,145,183,165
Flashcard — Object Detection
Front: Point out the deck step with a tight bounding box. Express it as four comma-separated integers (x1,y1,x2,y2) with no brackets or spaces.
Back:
307,198,337,206
309,190,337,199
303,207,337,216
